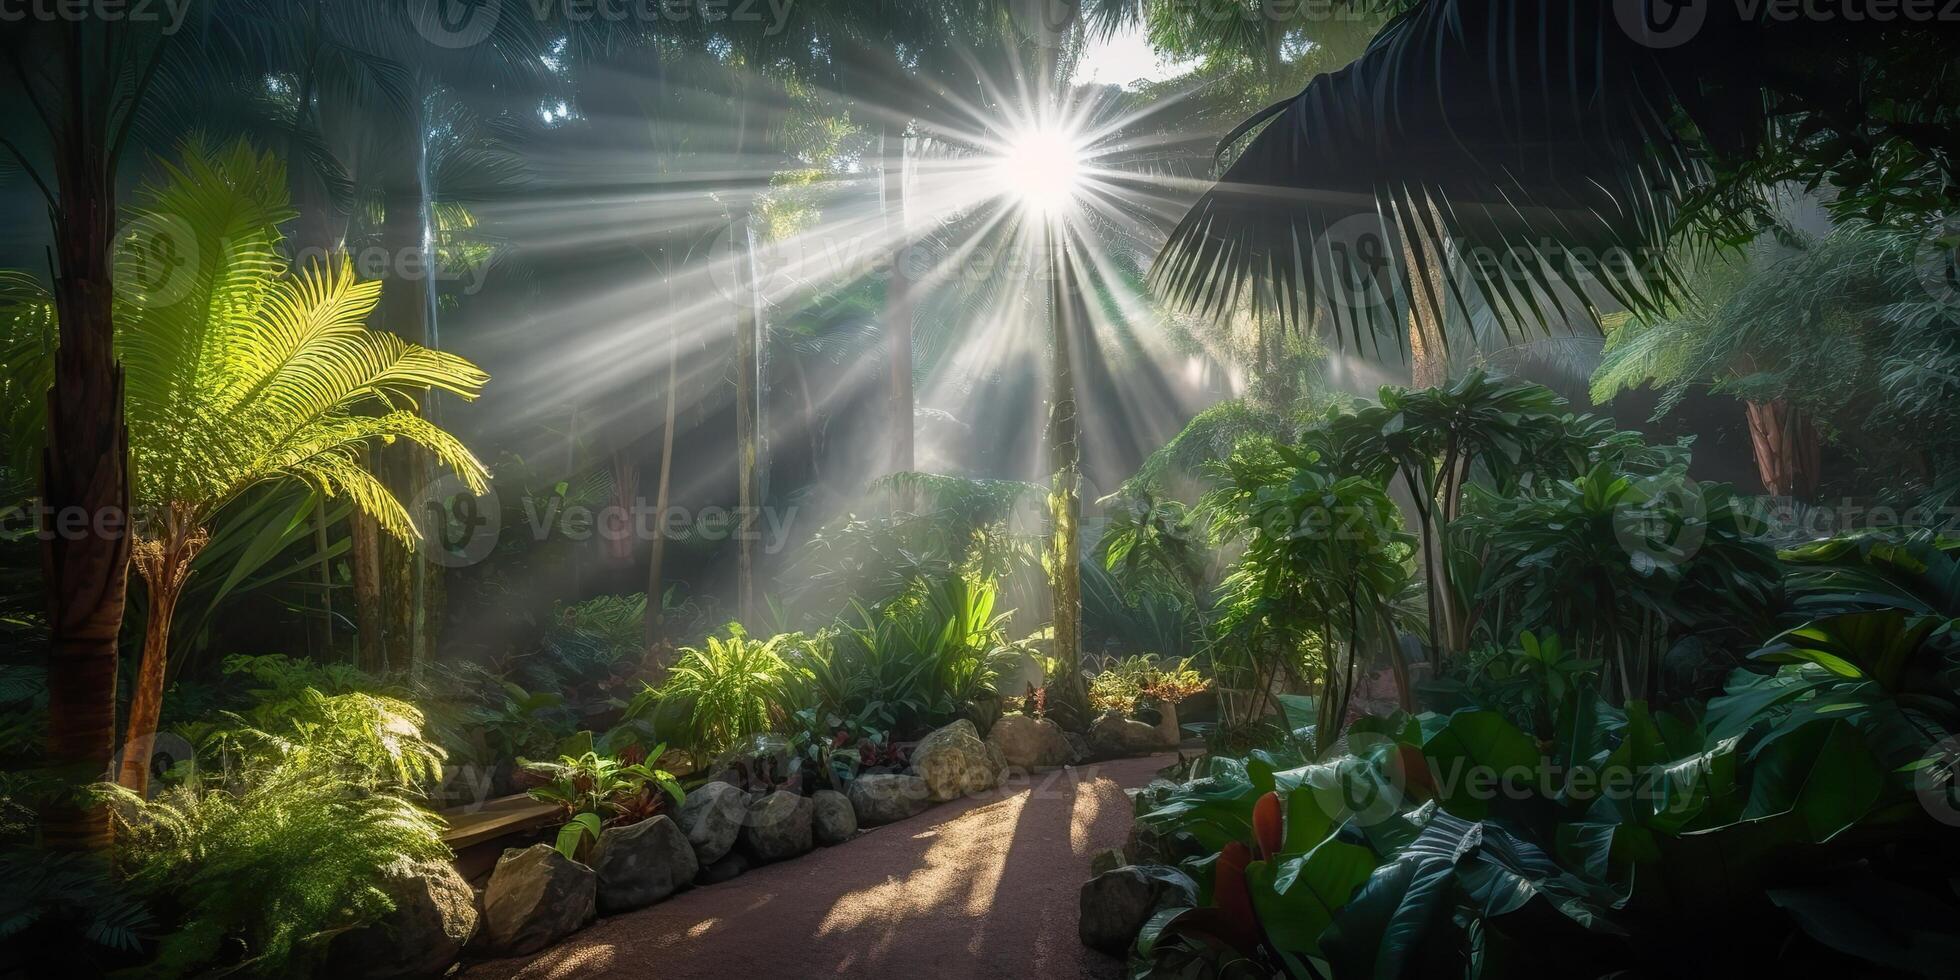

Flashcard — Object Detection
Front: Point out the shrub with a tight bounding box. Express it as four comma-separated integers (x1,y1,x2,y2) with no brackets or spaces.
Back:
645,625,807,758
108,689,453,978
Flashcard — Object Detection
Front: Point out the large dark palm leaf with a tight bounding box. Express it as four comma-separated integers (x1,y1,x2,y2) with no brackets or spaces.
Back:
1152,2,1958,359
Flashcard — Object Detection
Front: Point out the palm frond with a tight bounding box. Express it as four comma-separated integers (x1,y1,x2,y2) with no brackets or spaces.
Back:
1152,2,1789,355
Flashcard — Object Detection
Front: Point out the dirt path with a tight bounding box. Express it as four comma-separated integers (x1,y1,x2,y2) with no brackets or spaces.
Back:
461,753,1175,980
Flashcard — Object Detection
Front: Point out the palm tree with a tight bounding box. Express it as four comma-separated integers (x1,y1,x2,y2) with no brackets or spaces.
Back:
6,139,490,796
1,18,176,850
1151,3,1960,356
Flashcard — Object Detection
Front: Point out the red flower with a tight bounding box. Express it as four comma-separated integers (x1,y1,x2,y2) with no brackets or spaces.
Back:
1251,791,1282,860
1214,841,1262,953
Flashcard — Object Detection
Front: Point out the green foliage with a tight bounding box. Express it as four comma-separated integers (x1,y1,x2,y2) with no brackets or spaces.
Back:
787,477,1044,627
1205,438,1414,746
1080,562,1203,664
107,689,453,978
1455,464,1784,700
786,575,1021,736
0,849,156,964
645,625,806,758
205,689,447,797
523,747,683,858
6,137,490,541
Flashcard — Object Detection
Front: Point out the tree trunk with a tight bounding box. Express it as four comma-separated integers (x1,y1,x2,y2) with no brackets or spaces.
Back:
645,314,679,654
1744,399,1821,501
314,495,334,659
882,126,915,486
1402,201,1450,390
732,211,761,626
1045,225,1090,730
350,509,387,672
117,524,203,797
377,163,438,669
41,26,131,851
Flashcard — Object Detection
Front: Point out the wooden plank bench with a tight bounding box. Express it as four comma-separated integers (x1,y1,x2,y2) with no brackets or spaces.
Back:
440,794,562,879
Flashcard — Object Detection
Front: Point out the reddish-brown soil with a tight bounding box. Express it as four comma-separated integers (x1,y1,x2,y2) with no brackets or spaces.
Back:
460,753,1175,980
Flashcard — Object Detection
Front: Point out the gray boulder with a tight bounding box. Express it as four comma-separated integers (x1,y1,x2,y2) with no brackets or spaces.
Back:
811,789,856,845
741,790,814,863
590,815,698,914
986,714,1070,771
1078,865,1197,956
481,844,596,957
847,773,932,825
1089,711,1163,759
328,859,477,979
910,719,1005,801
697,849,750,885
1089,848,1126,877
676,779,749,865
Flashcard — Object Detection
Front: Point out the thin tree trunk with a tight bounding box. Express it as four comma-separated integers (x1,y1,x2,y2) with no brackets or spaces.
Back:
40,25,132,851
882,125,915,486
117,524,202,797
732,210,760,626
1045,224,1089,730
315,496,333,658
115,584,173,797
350,509,387,672
645,316,678,654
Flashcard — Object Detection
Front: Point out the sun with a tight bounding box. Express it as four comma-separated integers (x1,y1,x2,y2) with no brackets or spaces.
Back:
991,125,1087,217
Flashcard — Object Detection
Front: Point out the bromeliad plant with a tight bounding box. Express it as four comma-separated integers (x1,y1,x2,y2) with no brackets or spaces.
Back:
523,747,684,861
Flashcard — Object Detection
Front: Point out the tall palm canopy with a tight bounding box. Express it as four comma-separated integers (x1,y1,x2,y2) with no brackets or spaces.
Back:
1152,1,1960,357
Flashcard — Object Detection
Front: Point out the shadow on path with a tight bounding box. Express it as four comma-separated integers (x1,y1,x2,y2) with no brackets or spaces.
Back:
461,753,1176,980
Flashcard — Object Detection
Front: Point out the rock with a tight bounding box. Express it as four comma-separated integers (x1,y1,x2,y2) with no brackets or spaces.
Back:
910,719,1005,802
697,849,750,885
1062,732,1091,765
480,844,596,957
1123,817,1174,866
328,859,477,979
741,790,815,863
847,773,932,825
811,789,856,846
986,714,1070,771
590,815,698,914
1089,848,1126,877
677,779,749,865
1149,700,1182,749
1089,711,1163,759
1078,865,1197,956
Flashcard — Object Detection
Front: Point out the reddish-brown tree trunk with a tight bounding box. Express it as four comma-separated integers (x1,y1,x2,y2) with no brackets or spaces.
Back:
40,27,131,851
1744,399,1821,500
117,523,204,797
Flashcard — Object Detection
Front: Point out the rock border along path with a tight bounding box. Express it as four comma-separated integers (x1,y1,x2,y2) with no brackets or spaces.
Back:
461,753,1174,980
